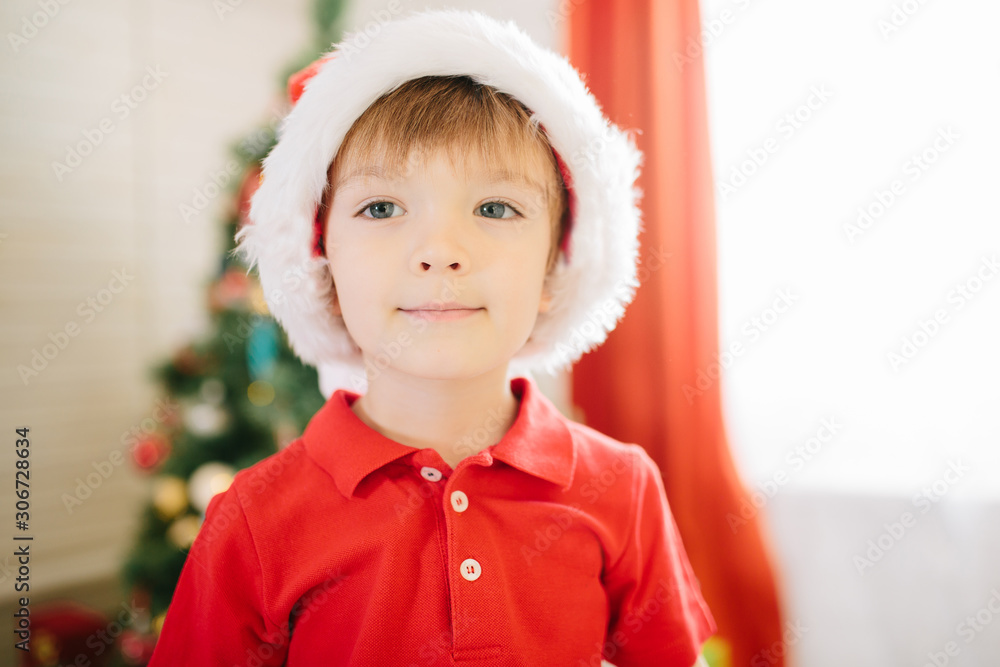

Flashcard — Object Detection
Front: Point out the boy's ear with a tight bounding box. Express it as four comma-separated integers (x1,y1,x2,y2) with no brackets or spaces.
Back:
538,282,553,314
326,266,341,317
329,288,342,317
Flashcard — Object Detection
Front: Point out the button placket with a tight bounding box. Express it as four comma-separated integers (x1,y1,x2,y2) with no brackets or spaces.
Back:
440,467,492,658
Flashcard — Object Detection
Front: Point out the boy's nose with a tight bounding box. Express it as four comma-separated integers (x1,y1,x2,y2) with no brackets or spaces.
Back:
410,219,470,274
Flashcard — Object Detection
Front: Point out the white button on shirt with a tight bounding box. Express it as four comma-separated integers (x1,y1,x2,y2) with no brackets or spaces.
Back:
419,466,443,482
450,490,468,513
460,558,481,581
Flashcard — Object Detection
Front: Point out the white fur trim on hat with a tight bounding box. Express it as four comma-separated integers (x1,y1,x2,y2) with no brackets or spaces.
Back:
236,8,644,384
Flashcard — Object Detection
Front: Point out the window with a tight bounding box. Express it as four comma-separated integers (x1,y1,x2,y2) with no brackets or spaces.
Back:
702,0,1000,494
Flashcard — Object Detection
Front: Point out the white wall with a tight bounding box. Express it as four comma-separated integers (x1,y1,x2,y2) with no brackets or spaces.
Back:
0,0,311,600
339,0,564,53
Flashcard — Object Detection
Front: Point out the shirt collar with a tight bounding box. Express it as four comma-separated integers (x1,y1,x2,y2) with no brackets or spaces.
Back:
302,375,575,498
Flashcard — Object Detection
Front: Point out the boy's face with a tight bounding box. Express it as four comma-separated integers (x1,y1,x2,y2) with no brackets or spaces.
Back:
324,145,557,381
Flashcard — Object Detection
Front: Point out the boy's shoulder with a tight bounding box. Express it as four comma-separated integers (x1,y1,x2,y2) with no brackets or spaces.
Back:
515,375,651,479
558,413,660,491
563,416,641,461
221,437,326,520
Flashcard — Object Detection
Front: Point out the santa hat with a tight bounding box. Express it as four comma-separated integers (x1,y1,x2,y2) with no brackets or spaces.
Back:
236,8,643,396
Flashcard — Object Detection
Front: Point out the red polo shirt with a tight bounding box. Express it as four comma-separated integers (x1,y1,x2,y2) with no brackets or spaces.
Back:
149,376,715,666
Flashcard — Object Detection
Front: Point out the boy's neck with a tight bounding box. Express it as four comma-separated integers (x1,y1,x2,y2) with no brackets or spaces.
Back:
350,365,521,469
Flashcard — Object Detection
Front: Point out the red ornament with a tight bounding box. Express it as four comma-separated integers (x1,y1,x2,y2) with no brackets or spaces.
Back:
235,162,263,230
21,601,114,667
129,586,152,616
131,434,171,473
173,345,202,375
119,628,157,665
208,268,251,312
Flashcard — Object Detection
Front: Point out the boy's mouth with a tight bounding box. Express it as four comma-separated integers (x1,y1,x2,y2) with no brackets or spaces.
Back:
399,302,484,322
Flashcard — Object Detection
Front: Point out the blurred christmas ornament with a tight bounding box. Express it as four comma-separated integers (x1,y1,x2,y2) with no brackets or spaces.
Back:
127,586,152,634
131,433,171,473
167,514,202,550
247,380,275,407
151,610,167,636
172,345,204,375
30,628,58,666
23,601,112,667
129,586,151,613
249,280,269,315
184,401,229,437
236,162,263,230
188,461,236,512
208,268,251,312
702,635,732,667
152,476,188,521
247,318,279,380
199,377,226,405
119,628,157,664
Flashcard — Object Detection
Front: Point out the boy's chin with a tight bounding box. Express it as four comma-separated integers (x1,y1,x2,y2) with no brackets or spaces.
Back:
362,348,510,384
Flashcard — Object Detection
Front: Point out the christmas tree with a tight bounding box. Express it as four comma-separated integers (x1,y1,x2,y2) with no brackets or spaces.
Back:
112,2,347,663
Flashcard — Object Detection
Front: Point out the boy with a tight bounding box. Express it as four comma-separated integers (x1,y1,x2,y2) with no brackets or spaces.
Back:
148,9,715,666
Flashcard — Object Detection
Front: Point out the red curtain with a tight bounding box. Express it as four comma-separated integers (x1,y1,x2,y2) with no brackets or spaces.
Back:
566,1,787,665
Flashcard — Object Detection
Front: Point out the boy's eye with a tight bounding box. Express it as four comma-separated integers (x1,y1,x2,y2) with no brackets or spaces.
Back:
357,200,520,220
360,201,404,219
478,201,518,219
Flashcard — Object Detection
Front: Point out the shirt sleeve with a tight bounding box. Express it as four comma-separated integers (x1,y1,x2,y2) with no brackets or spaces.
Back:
147,482,289,666
601,446,717,667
